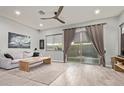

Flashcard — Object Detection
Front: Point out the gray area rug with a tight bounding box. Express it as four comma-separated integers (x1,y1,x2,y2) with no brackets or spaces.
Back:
8,63,67,85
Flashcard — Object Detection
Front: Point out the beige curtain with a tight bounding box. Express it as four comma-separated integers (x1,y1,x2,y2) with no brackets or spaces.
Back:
85,24,105,66
63,28,76,63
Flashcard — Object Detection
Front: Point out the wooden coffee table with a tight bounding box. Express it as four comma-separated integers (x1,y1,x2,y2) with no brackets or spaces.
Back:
19,57,51,72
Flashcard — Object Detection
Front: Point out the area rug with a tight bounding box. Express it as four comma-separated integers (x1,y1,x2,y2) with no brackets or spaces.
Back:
8,63,67,85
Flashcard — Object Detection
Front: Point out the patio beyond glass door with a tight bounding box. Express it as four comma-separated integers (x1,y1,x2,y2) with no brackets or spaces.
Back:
67,28,99,65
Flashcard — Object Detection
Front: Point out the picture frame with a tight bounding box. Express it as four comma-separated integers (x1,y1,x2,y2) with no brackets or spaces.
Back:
39,39,44,49
8,32,31,48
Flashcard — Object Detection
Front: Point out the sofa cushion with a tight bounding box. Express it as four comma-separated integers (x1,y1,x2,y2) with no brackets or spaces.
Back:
0,52,4,58
4,53,14,60
10,51,23,59
11,59,22,64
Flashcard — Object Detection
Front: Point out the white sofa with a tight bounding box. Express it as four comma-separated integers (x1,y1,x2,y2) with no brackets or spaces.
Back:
0,51,33,69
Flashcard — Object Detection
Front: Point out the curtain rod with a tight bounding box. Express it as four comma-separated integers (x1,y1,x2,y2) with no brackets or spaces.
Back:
63,23,107,30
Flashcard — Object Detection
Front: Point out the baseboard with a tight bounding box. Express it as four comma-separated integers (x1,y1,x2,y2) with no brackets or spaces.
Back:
51,60,112,68
106,64,112,68
52,60,64,63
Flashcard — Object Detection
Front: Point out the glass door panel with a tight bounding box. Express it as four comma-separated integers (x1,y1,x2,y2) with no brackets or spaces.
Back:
80,30,99,64
67,28,99,65
67,31,81,63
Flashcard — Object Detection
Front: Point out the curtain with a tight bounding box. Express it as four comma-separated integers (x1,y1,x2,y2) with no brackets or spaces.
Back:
63,28,76,63
85,24,105,67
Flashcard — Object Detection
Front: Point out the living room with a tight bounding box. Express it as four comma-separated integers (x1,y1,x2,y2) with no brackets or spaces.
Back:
1,5,124,87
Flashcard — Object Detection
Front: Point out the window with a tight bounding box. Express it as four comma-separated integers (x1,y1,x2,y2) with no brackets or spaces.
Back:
46,34,63,51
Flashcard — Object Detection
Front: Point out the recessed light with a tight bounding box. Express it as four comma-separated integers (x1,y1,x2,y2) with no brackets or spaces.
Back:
15,11,21,16
39,24,43,27
95,9,100,14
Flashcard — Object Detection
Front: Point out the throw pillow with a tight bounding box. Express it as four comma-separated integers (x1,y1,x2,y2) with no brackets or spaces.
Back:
23,51,33,58
32,52,40,57
4,53,14,60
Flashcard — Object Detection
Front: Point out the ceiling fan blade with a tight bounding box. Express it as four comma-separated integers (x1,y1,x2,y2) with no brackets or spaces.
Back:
56,6,64,17
40,17,53,20
56,18,65,24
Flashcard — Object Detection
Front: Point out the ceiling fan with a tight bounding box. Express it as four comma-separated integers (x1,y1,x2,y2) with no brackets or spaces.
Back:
40,6,65,24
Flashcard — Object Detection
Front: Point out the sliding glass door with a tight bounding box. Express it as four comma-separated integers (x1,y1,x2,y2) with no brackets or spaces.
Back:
67,30,81,63
67,28,99,65
80,29,99,64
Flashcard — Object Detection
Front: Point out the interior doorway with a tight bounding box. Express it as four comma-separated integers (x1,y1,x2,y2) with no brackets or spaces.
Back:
67,28,99,65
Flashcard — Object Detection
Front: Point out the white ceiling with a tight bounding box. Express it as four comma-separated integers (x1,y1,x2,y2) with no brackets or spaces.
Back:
0,6,124,30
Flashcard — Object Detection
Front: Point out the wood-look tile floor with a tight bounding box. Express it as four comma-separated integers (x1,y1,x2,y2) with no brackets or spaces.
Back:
0,62,124,86
50,63,124,86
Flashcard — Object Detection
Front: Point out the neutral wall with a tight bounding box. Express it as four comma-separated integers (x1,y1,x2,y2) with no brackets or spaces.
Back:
118,11,124,54
119,11,124,24
0,16,39,53
40,16,120,66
